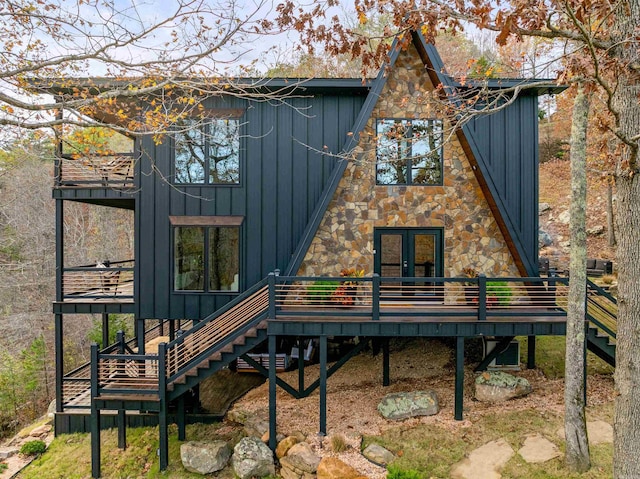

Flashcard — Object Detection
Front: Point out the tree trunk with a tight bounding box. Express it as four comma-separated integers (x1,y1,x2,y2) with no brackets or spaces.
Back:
607,180,616,247
564,83,590,473
611,0,640,477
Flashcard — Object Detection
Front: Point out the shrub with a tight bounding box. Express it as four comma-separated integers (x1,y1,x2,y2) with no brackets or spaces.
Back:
20,439,46,456
0,462,7,472
330,434,348,452
386,464,422,479
306,280,339,304
486,281,512,306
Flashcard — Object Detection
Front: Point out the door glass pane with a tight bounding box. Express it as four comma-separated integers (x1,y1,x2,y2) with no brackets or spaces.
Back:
209,227,240,291
413,234,436,277
380,234,403,277
174,227,205,291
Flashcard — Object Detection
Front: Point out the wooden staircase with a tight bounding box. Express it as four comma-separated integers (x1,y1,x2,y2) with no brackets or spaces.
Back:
90,277,270,477
585,280,617,367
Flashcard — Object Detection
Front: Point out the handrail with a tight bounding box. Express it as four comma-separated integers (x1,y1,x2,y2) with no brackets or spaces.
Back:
164,277,270,383
271,275,568,321
585,280,617,339
56,152,137,188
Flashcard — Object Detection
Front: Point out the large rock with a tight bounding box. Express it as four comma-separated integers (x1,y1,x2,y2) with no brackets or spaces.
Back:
518,434,561,463
538,229,553,247
377,390,439,420
539,203,552,214
316,457,364,479
227,408,270,438
180,441,231,474
276,436,299,459
558,210,571,225
232,437,275,479
279,442,321,479
475,371,532,402
362,443,395,466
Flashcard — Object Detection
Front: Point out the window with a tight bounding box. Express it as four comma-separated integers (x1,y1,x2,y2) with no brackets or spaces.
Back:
174,223,240,292
376,119,443,185
174,118,240,184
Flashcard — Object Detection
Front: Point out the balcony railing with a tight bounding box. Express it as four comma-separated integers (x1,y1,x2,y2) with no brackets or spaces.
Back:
61,259,134,301
55,153,136,188
269,274,568,321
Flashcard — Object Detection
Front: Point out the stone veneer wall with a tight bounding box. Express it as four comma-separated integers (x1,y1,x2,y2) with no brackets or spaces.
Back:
297,43,520,279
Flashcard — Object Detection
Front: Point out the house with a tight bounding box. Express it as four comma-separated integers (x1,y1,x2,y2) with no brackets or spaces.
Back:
46,29,617,477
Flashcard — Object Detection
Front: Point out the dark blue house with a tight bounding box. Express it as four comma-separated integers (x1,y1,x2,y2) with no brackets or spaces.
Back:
48,30,615,477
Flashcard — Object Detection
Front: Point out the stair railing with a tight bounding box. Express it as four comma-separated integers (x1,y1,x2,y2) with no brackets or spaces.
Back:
164,276,270,384
586,279,617,340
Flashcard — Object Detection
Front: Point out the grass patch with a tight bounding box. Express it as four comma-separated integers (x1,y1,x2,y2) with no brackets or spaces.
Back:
365,408,612,479
519,336,614,379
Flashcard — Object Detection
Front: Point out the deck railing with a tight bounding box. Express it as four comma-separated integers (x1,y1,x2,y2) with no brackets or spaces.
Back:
61,259,134,301
271,274,569,320
55,153,136,188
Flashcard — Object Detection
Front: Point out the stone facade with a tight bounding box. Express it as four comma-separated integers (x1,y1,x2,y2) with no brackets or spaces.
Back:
297,43,520,279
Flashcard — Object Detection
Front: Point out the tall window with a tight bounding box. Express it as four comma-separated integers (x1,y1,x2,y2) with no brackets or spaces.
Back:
174,226,240,292
376,118,443,185
174,118,240,184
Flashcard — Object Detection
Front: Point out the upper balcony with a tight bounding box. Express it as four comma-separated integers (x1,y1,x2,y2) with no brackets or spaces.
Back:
53,153,137,205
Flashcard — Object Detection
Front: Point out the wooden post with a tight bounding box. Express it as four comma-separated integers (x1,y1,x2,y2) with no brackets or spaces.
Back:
372,274,380,321
298,337,305,395
319,336,327,436
117,328,126,450
158,343,168,471
268,334,277,451
527,335,536,369
102,313,109,349
268,272,277,319
55,313,63,413
90,344,101,479
55,199,63,302
478,275,487,321
455,337,465,420
177,395,186,441
382,338,390,387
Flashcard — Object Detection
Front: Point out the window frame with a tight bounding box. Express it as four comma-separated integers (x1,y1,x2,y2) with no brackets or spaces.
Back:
171,216,243,294
172,112,243,186
375,118,444,186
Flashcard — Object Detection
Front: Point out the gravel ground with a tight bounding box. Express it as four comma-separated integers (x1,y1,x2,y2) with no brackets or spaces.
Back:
231,338,615,479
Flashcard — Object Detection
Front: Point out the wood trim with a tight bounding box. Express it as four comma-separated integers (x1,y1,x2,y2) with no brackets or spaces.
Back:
169,216,244,226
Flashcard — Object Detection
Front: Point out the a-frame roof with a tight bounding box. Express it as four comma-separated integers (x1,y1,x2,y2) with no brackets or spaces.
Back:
285,29,556,277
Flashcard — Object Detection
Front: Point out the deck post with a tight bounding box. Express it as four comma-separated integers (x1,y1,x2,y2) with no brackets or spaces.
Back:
382,338,390,387
527,335,536,369
455,336,465,420
55,199,63,302
372,274,380,320
158,343,168,471
117,329,126,450
177,395,186,441
268,334,277,452
298,337,305,395
268,272,277,319
137,318,146,354
478,275,487,321
102,313,109,349
319,335,328,436
55,313,63,413
583,320,588,406
90,343,101,479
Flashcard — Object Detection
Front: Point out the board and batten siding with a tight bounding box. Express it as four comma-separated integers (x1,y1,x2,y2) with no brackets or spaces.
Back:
136,92,366,320
467,93,540,275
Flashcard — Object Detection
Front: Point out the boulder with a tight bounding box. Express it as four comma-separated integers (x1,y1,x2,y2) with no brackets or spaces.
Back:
558,210,571,225
362,443,395,466
518,434,561,463
227,408,270,438
316,457,363,479
279,442,321,479
0,447,19,460
475,371,532,402
29,424,52,438
232,437,275,479
539,203,552,214
276,436,299,459
377,390,439,420
180,441,231,474
587,225,605,236
538,229,553,247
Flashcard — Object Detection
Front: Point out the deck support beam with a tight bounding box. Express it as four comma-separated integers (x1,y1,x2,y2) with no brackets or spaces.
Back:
298,337,305,395
90,344,101,479
382,338,390,386
55,313,63,414
268,334,277,452
102,313,109,350
474,336,515,372
319,335,327,436
158,343,168,471
117,410,126,449
527,335,536,369
455,336,465,421
177,395,186,441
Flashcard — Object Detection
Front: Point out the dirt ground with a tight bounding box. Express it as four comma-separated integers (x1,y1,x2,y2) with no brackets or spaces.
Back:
232,337,615,438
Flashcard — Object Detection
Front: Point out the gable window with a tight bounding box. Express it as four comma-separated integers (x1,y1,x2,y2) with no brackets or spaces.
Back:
174,117,240,184
172,216,242,292
376,118,443,185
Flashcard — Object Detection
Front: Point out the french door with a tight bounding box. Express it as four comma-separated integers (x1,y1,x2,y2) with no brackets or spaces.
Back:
374,228,443,299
